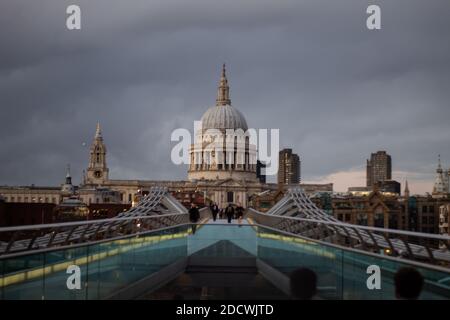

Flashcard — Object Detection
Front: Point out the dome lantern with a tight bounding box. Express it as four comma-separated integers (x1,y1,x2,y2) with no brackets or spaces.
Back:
216,63,231,106
200,64,248,131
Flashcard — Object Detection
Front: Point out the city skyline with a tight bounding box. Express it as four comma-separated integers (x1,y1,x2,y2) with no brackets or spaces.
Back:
1,0,450,195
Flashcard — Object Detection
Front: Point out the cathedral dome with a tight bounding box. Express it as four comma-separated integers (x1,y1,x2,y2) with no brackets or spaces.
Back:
200,64,248,131
188,64,258,184
201,104,248,131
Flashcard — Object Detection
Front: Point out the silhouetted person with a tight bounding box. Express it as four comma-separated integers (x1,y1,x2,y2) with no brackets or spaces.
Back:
210,202,219,221
235,203,244,226
225,203,235,223
290,268,317,300
189,203,200,234
394,267,424,300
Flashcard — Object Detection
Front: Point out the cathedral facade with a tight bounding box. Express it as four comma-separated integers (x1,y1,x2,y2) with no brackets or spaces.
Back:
80,65,272,208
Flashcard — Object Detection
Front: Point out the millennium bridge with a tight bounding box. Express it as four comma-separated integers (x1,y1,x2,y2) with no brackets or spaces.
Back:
1,187,449,299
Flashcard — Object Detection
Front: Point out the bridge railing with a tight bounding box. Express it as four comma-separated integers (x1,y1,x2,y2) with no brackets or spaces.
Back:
0,213,189,257
247,209,450,267
0,205,211,258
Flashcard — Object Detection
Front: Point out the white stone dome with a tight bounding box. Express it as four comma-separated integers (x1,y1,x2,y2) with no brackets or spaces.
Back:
201,105,248,131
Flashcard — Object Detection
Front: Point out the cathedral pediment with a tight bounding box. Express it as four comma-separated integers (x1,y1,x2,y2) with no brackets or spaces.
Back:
214,178,246,187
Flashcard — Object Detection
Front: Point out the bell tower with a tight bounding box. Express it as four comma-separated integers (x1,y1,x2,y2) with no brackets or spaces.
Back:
85,122,109,185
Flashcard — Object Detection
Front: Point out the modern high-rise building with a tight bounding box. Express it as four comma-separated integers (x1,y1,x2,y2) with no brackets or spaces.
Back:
366,151,392,187
278,148,300,185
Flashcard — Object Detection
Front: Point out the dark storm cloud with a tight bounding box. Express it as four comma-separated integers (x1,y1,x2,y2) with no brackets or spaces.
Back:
0,0,449,193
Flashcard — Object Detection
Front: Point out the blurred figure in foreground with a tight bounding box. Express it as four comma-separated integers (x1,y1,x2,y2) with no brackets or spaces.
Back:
290,268,317,300
394,267,424,300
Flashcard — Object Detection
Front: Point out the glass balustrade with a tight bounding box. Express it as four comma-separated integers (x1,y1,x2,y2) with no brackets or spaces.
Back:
1,222,449,300
0,226,189,300
255,226,450,300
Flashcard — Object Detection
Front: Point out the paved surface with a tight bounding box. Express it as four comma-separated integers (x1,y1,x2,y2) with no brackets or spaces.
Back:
203,218,250,225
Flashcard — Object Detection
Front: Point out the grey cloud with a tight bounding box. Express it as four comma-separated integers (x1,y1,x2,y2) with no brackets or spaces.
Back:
0,0,449,193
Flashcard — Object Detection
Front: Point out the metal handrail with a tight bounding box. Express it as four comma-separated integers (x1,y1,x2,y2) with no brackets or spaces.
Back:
246,187,450,265
247,208,450,265
247,208,450,242
0,207,210,260
0,186,192,256
246,221,450,275
0,223,192,260
0,213,187,233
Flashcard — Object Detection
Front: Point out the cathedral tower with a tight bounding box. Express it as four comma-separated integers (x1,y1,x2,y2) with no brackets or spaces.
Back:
85,122,109,185
432,154,450,199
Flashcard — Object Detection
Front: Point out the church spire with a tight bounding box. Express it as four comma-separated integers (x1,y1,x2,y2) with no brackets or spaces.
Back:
66,164,71,178
216,63,231,106
404,179,409,197
65,164,72,185
437,154,442,172
95,122,102,139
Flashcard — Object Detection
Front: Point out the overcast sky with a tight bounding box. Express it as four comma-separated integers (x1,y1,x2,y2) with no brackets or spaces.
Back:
0,0,449,194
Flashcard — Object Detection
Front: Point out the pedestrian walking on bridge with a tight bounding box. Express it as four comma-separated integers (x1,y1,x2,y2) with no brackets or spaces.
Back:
189,203,200,234
225,203,235,224
210,202,219,221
